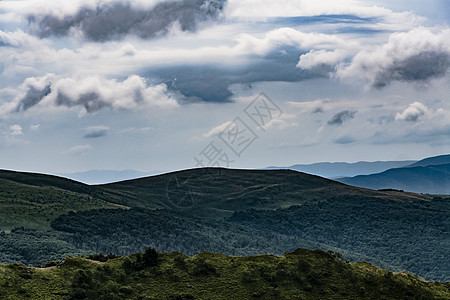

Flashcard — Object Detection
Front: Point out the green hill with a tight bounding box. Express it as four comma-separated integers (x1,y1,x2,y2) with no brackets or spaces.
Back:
0,169,119,231
0,248,448,300
97,168,427,218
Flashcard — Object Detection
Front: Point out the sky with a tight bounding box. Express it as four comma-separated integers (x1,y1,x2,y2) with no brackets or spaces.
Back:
0,0,449,174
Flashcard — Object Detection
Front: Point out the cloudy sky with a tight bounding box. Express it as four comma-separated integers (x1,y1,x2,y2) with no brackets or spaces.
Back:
0,0,449,174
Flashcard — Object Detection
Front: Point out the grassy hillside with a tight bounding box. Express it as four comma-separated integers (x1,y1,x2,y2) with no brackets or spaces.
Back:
97,168,428,218
0,169,120,231
0,248,448,300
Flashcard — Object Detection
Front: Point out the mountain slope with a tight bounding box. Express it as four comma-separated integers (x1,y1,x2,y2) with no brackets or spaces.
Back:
1,248,449,300
407,154,450,168
338,163,450,194
266,160,416,178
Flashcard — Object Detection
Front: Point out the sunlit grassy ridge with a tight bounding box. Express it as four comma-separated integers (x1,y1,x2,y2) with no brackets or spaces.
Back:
0,170,118,230
0,248,448,300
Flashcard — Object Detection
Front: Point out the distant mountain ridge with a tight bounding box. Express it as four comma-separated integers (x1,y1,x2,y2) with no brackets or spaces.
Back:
406,154,450,168
266,160,416,178
338,155,450,194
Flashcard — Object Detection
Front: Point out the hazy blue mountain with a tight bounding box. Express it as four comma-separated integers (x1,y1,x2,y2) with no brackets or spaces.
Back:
406,154,450,168
266,160,416,179
58,169,163,184
338,163,450,194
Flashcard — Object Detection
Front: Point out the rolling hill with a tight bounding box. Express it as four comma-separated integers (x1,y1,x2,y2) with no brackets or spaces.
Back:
96,167,426,217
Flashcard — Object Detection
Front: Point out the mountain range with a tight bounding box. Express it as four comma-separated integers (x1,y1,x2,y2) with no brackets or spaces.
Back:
266,160,416,178
338,155,450,194
0,166,448,281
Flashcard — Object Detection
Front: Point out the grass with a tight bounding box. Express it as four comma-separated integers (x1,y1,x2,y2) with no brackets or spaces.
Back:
0,177,121,231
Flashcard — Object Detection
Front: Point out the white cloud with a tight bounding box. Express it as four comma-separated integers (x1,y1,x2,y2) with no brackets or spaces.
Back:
30,124,40,131
10,124,23,135
120,127,154,134
297,49,350,69
0,29,44,48
335,28,450,87
6,74,179,116
203,121,233,138
262,118,297,130
63,144,93,156
236,27,349,56
395,102,428,122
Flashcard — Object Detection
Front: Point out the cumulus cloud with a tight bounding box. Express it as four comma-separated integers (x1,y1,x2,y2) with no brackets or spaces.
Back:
0,29,42,48
27,0,226,41
395,102,428,122
236,27,348,56
297,28,450,88
327,110,356,126
336,28,450,87
297,49,349,70
15,80,52,112
10,74,178,115
10,124,23,136
83,126,109,138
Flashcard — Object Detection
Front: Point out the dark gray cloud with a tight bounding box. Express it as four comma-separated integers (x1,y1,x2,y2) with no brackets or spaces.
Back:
373,51,450,88
16,84,51,112
334,135,356,144
83,126,109,138
312,106,324,113
28,0,226,41
152,47,321,102
56,92,110,113
327,110,356,126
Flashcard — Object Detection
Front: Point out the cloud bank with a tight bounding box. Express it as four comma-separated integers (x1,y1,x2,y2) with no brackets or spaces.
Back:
12,75,178,114
27,0,226,41
298,28,450,88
